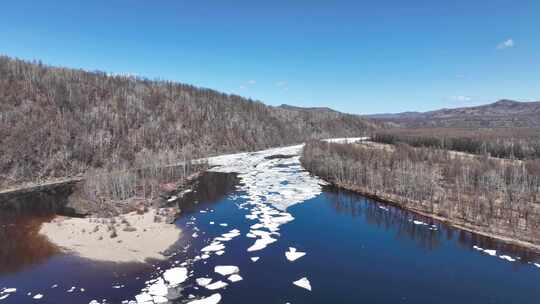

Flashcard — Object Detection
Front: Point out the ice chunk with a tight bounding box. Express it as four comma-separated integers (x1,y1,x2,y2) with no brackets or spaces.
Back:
196,278,212,287
148,278,168,297
293,277,311,291
201,243,225,252
250,257,260,262
285,247,306,262
163,267,188,286
153,295,168,303
135,292,153,303
247,237,276,252
205,281,228,290
483,249,497,256
215,265,239,276
187,293,222,304
2,289,16,293
499,255,516,262
228,274,243,282
216,250,225,256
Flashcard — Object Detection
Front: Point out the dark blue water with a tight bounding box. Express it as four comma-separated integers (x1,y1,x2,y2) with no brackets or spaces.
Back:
174,185,540,304
1,172,540,303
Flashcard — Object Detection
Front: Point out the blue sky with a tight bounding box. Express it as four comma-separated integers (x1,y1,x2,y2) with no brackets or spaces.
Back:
1,0,539,114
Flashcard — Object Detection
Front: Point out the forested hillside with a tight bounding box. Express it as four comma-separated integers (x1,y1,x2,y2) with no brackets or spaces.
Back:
0,56,375,188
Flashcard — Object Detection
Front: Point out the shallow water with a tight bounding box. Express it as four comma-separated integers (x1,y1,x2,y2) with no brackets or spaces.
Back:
2,164,540,303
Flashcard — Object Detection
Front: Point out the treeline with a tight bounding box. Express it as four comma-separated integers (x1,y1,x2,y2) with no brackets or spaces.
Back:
371,128,540,160
0,56,374,189
301,140,540,246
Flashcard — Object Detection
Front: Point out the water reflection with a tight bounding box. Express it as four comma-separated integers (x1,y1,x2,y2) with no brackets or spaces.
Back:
0,213,59,275
176,172,239,216
323,186,540,262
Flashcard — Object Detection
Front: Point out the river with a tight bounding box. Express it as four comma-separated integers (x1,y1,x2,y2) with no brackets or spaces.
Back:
1,144,540,303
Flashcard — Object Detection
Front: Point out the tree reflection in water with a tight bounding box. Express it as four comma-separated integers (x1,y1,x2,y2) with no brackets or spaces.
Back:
323,186,540,263
0,213,59,275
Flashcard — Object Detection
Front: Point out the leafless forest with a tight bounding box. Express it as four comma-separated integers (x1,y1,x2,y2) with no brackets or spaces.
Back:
0,56,374,191
371,128,540,160
301,140,540,246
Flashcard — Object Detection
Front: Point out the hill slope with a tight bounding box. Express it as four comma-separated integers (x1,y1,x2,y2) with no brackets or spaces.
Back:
366,99,540,128
0,56,375,187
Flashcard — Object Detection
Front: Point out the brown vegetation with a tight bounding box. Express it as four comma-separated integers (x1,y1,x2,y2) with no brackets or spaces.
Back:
0,55,375,212
371,128,540,160
301,140,540,248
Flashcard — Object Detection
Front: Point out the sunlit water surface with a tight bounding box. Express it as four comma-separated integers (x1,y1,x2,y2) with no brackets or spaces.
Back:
1,171,540,304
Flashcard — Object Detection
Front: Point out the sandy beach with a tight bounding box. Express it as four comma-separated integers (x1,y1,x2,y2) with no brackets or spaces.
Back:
39,209,181,263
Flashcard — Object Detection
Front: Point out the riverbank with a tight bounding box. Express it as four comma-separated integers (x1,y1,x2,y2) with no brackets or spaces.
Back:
39,208,181,263
301,140,540,253
327,181,540,252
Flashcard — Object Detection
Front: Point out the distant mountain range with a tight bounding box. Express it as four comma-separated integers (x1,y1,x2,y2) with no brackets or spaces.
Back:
365,99,540,128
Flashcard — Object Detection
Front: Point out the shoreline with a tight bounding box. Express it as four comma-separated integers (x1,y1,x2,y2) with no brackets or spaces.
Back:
326,181,540,253
39,209,182,263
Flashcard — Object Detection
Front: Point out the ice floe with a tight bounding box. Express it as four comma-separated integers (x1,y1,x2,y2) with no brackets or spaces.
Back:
293,277,312,291
214,266,239,276
187,293,222,304
250,257,260,262
163,267,188,286
201,242,226,252
285,247,306,262
196,278,213,287
228,274,243,282
32,294,44,300
499,255,516,262
205,281,228,290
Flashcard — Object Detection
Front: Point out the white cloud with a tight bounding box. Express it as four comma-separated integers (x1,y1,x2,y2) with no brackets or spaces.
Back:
239,85,246,89
448,95,472,102
497,38,514,50
247,80,256,85
276,81,287,87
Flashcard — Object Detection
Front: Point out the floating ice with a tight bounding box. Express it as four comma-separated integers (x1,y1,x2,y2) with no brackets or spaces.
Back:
187,293,222,304
499,255,516,262
293,277,312,291
201,242,225,252
33,294,43,300
219,223,228,227
205,281,228,290
2,289,16,294
228,274,243,282
250,257,260,262
196,278,212,287
216,250,225,255
163,267,188,286
378,206,389,211
483,249,497,256
285,247,306,262
135,292,153,303
147,278,168,297
215,266,239,276
0,295,9,300
247,237,276,252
